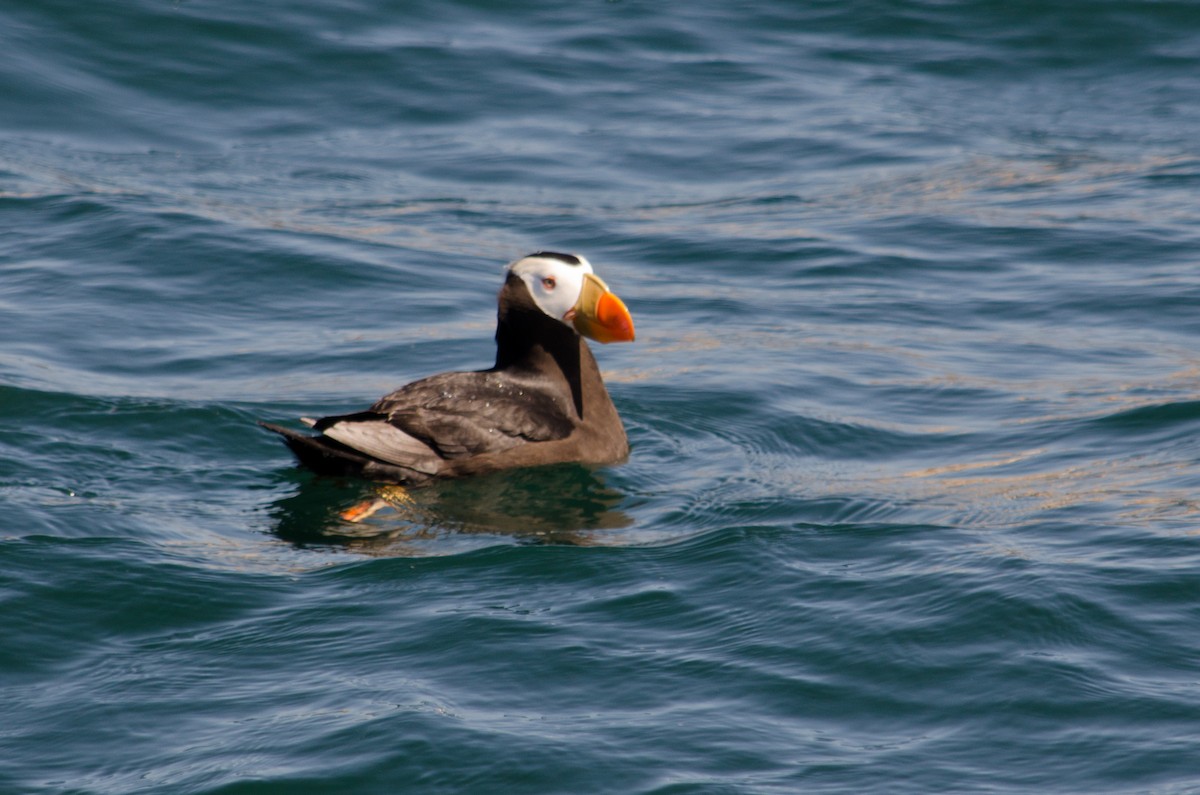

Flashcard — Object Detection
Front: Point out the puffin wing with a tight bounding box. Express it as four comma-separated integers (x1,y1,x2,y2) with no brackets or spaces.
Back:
313,412,444,475
367,371,575,459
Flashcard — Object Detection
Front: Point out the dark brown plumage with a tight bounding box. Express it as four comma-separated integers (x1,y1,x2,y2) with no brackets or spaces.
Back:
261,253,634,485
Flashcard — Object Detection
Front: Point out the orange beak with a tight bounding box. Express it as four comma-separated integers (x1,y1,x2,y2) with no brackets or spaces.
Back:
571,273,635,344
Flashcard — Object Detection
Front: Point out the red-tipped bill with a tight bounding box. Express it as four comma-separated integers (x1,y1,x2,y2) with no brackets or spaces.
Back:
571,273,635,343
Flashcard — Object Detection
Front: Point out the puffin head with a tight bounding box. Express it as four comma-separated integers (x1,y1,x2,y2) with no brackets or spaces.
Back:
507,252,635,343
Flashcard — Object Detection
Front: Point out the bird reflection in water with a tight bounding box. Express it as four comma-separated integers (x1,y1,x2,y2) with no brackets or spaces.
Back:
268,464,633,555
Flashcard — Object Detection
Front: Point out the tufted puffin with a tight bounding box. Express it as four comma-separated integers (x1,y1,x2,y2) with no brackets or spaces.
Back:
261,252,635,485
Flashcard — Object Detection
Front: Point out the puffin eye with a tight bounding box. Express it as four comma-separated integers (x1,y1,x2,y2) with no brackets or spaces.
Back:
541,277,556,290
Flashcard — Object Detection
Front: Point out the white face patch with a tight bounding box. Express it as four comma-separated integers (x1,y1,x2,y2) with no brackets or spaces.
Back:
507,253,594,325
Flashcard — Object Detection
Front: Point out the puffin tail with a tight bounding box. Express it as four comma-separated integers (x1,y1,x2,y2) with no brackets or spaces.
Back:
259,421,430,485
259,421,375,478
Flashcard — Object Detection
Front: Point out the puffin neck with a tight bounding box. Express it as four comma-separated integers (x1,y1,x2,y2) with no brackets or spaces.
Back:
494,302,579,371
493,280,586,417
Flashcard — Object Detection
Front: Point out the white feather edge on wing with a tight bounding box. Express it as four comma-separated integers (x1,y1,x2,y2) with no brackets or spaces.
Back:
320,420,442,475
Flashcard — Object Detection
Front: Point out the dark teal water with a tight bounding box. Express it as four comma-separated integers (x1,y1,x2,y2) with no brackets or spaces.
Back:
4,1,1200,792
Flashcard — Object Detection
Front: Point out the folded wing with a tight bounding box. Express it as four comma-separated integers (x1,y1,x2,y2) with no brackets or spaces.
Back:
311,371,575,473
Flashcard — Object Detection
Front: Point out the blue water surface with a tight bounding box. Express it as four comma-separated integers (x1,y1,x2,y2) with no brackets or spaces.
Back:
3,1,1200,793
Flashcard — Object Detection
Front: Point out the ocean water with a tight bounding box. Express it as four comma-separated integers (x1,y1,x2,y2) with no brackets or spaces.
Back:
3,1,1200,792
